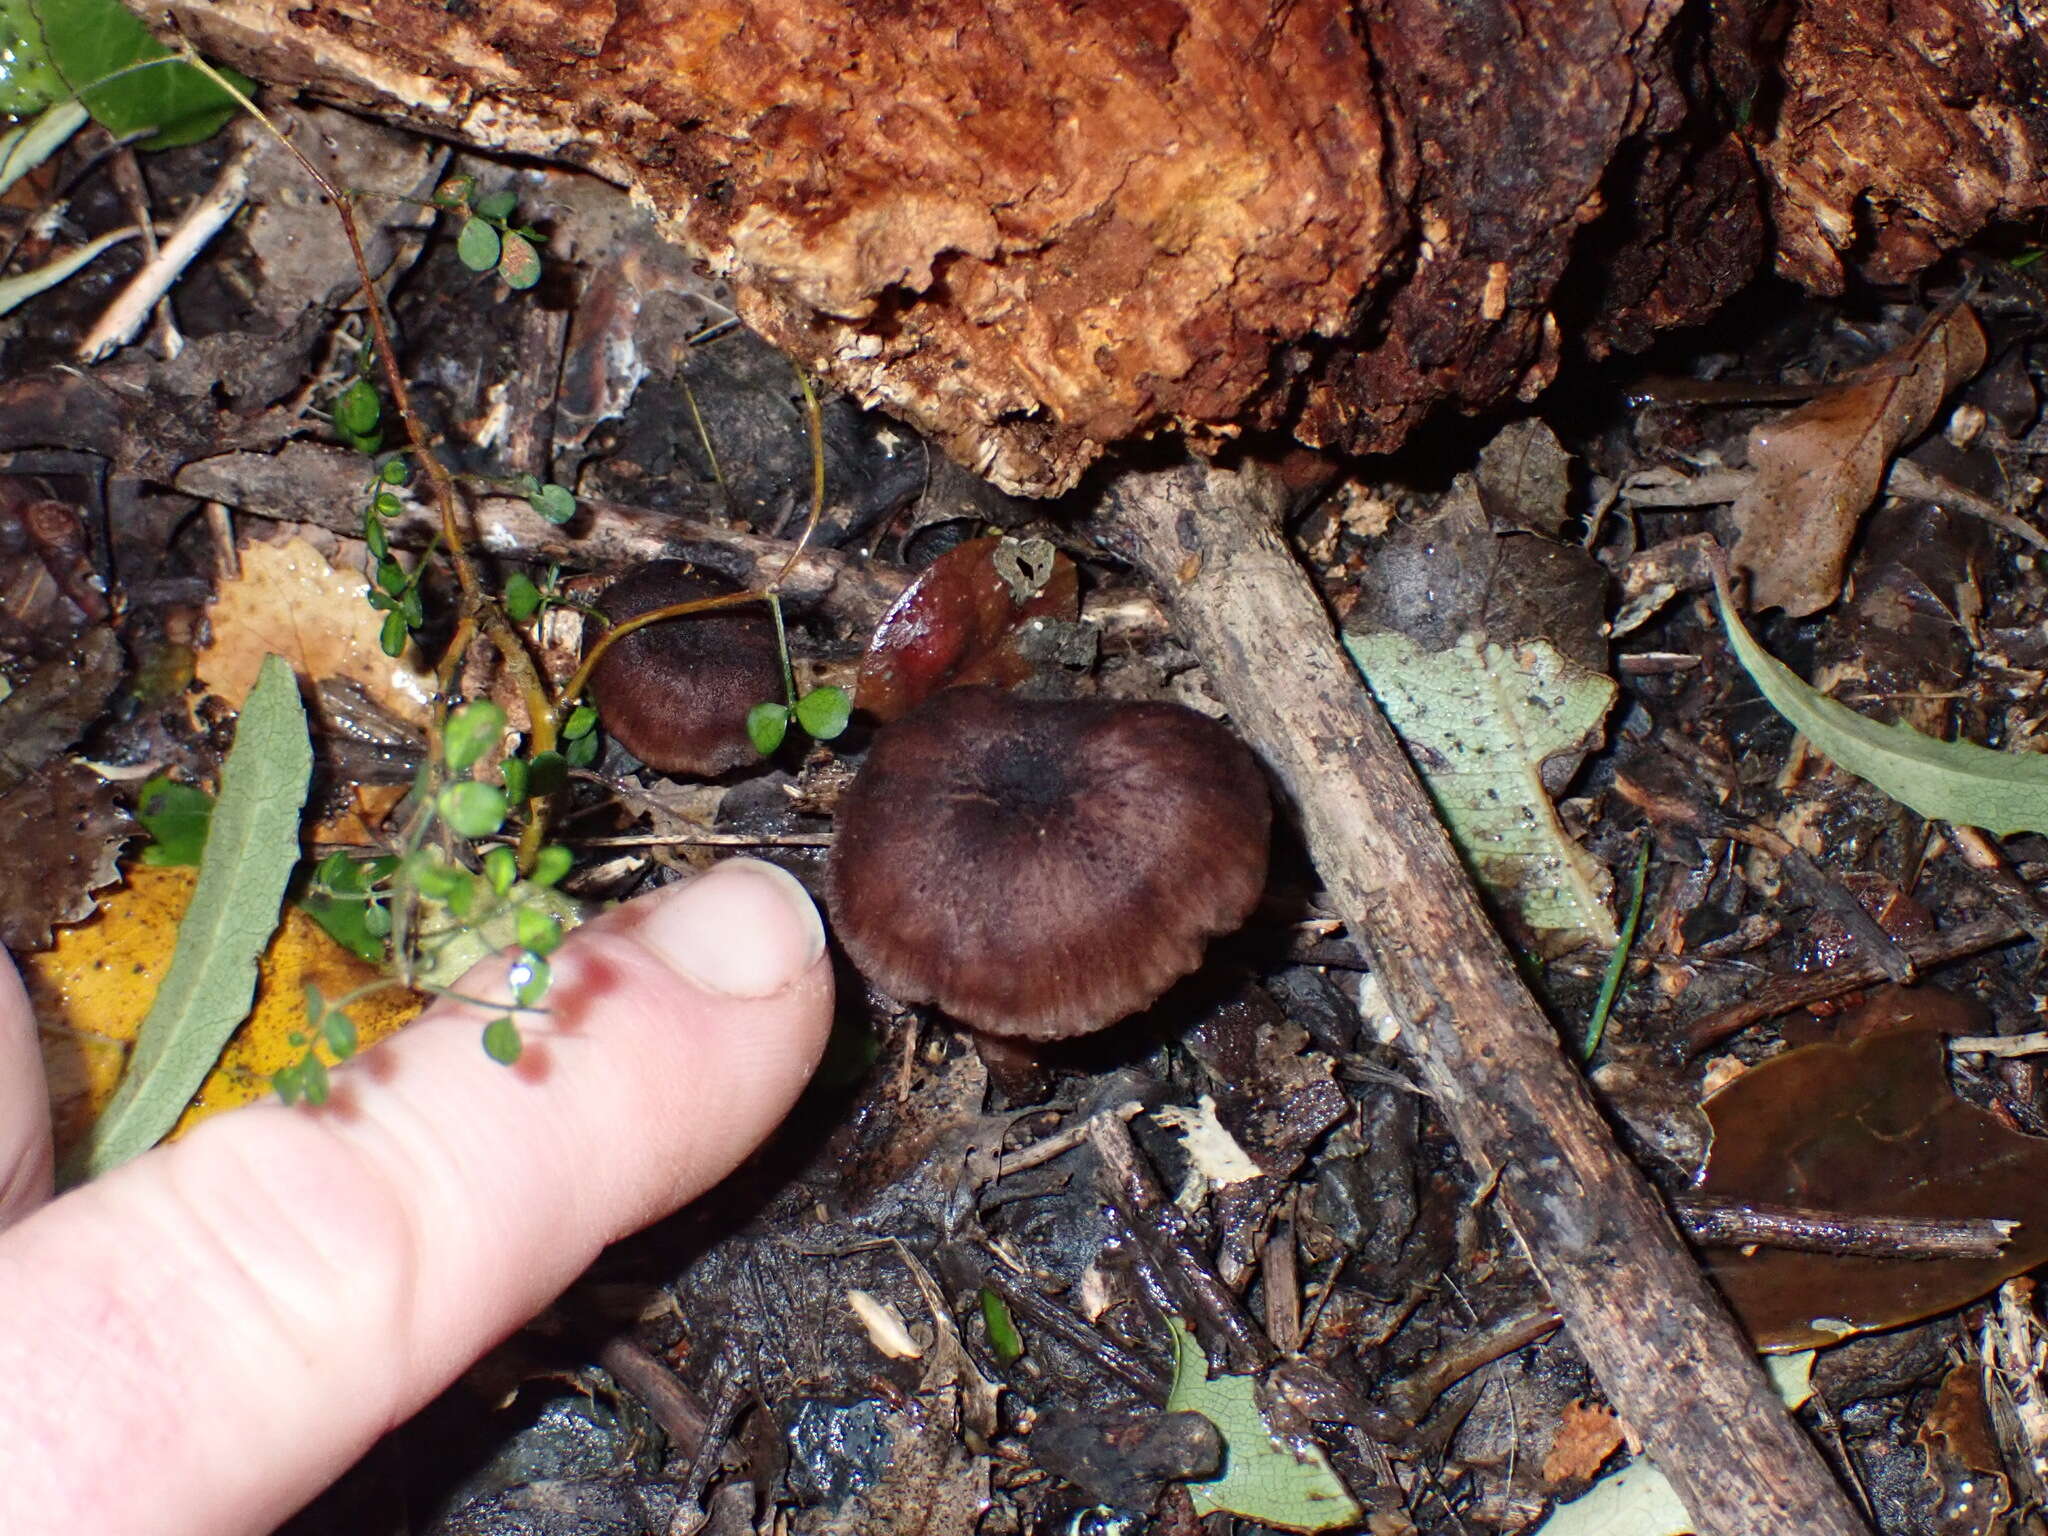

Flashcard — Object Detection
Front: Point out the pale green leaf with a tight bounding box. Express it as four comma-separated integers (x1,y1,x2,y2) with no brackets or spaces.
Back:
1163,1318,1361,1532
1344,631,1618,951
0,225,142,318
71,654,311,1181
1715,578,2048,836
0,100,88,197
455,216,500,272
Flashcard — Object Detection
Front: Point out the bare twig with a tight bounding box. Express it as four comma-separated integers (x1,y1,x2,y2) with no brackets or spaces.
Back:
1674,1195,2016,1260
975,1263,1170,1403
1087,1112,1271,1376
79,135,255,361
1385,1305,1562,1426
1952,1031,2048,1059
595,1336,710,1456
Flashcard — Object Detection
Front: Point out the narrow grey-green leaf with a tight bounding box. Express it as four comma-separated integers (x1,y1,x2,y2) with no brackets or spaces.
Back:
0,101,88,198
0,225,143,318
71,654,311,1181
1715,576,2048,836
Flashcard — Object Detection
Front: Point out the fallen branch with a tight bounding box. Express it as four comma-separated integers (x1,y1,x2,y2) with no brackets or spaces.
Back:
1099,456,1869,1536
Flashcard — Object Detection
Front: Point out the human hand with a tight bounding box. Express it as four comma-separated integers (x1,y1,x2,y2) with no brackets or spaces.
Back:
0,858,833,1535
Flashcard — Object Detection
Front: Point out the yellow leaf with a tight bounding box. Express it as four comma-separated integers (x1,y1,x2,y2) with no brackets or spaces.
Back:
28,866,421,1159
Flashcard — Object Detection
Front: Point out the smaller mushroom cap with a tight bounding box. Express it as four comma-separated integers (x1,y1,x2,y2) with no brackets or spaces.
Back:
588,561,783,777
827,686,1271,1038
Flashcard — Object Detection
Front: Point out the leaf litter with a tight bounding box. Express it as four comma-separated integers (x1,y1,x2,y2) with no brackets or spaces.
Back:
1730,304,1987,615
3,91,2048,1536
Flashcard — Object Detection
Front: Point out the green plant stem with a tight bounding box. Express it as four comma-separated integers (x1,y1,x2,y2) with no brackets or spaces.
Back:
557,589,767,706
1582,840,1652,1060
176,46,559,856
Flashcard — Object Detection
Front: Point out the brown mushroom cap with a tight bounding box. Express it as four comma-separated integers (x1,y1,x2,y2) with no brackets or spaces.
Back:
826,685,1271,1038
588,561,783,777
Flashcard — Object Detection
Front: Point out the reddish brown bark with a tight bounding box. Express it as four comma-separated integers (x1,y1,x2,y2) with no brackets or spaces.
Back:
130,0,2047,491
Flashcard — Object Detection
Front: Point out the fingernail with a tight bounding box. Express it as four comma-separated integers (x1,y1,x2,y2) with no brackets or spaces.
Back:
634,859,826,999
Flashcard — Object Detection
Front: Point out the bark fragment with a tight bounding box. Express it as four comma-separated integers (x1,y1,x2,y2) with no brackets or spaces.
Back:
126,0,2048,492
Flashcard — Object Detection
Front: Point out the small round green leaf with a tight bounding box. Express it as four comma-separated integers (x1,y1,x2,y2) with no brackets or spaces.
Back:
379,456,412,485
445,870,480,919
747,702,790,757
528,482,575,523
298,1052,331,1106
795,685,852,742
378,610,409,658
336,377,381,437
473,188,519,222
443,700,508,774
532,844,573,887
500,756,529,804
363,515,389,560
562,703,598,740
456,217,501,272
497,231,543,292
375,558,407,596
273,1062,303,1105
504,572,542,622
437,781,508,839
321,1011,359,1061
484,845,518,895
407,850,462,900
565,730,600,768
516,906,562,956
482,1015,523,1064
362,901,392,938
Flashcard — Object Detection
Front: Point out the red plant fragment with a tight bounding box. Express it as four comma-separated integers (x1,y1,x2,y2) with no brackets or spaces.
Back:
854,536,1079,722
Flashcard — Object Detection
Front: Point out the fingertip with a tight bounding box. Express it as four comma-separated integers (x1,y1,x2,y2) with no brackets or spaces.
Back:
615,857,828,1000
0,956,51,1228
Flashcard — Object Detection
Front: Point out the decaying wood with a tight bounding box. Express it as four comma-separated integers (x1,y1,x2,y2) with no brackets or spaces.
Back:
1763,0,2048,293
132,0,2048,497
1101,457,1870,1536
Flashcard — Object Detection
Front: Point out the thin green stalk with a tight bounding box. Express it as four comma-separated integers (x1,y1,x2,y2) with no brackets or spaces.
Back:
1582,840,1652,1061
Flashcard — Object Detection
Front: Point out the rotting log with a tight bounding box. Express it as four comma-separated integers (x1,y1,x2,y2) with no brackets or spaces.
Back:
132,0,2048,496
1099,456,1872,1536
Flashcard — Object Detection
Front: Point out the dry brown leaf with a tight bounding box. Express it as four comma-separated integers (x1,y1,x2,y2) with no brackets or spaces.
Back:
1701,1015,2048,1350
195,536,432,719
0,761,132,951
1541,1399,1626,1486
1731,306,1987,616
